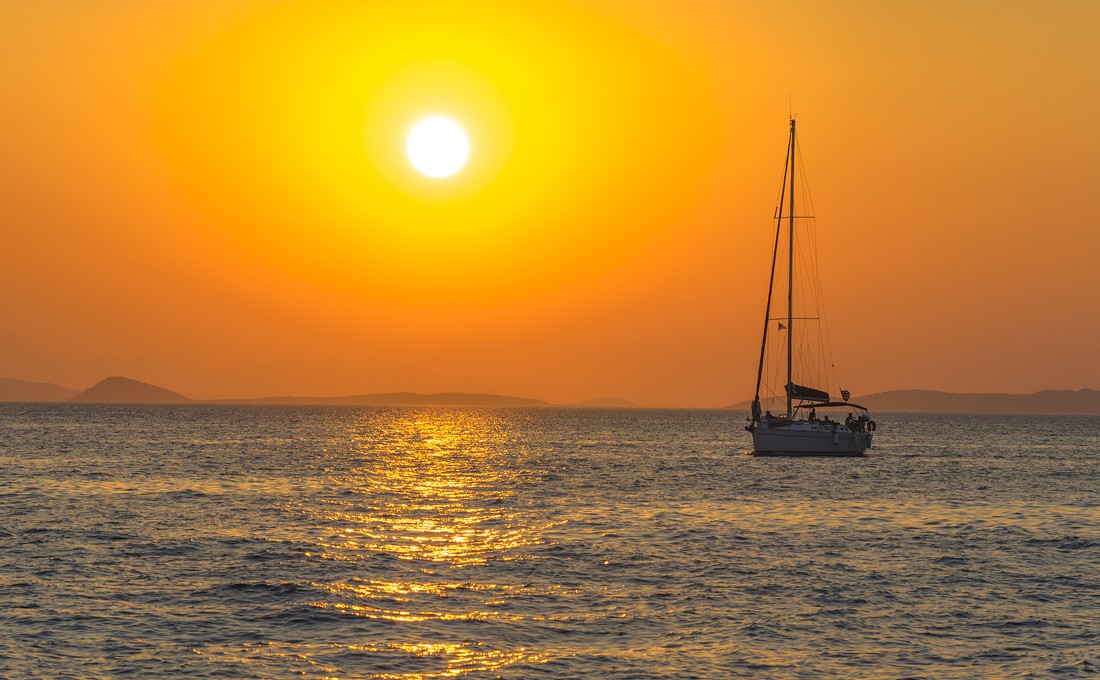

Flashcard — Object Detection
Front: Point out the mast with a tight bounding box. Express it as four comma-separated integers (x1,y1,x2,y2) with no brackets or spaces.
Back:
752,127,793,423
786,118,795,418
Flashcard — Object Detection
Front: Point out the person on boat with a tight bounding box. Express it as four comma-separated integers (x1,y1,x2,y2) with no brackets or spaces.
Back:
809,408,817,422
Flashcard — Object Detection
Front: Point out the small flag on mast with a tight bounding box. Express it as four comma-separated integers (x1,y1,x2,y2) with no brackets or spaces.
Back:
778,322,786,331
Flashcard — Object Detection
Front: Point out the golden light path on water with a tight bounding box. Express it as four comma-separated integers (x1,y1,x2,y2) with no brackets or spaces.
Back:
295,409,557,676
4,406,1100,677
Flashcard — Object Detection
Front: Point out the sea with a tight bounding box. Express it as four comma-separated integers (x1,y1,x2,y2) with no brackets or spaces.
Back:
1,404,1097,679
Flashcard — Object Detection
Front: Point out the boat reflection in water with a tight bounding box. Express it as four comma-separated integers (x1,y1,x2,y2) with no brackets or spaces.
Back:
296,408,553,676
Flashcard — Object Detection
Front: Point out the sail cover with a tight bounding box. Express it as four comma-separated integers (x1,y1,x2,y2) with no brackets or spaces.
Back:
786,383,830,402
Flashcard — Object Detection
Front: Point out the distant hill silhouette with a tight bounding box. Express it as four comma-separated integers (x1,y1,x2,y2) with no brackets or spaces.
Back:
857,389,1100,415
0,377,80,402
11,373,1098,413
70,376,191,404
2,377,544,406
728,389,1100,415
217,392,550,407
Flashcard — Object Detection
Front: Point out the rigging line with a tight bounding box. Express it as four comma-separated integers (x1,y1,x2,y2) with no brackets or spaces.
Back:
794,134,837,394
797,184,823,322
786,118,796,418
796,226,818,312
772,183,788,220
804,222,829,388
792,127,840,395
814,246,842,391
806,236,826,331
803,180,844,395
794,233,824,382
795,134,816,216
809,219,843,393
797,141,843,394
771,126,794,219
754,129,792,405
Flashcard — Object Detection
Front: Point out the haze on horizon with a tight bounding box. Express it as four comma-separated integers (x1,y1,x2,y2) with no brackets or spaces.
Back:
3,1,1098,408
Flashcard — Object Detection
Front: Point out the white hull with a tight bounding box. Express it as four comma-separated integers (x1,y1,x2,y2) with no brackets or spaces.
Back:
752,423,872,456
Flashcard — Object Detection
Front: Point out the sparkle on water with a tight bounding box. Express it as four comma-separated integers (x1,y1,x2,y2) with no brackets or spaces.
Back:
0,405,1098,678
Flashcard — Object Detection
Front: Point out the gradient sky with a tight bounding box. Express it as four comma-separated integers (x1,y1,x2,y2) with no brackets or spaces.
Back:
3,1,1098,406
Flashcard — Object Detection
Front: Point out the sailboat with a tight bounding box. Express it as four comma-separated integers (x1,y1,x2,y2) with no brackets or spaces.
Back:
746,118,875,456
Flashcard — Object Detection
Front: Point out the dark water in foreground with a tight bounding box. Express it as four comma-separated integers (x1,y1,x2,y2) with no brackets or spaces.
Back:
0,405,1097,678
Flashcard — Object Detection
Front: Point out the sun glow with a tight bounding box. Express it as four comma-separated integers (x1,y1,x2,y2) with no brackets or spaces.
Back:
152,1,720,312
406,116,470,178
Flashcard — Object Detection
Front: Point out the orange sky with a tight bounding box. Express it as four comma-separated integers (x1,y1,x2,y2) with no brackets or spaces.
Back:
2,1,1098,406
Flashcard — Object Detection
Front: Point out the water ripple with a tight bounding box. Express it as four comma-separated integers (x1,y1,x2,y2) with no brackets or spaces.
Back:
0,406,1097,677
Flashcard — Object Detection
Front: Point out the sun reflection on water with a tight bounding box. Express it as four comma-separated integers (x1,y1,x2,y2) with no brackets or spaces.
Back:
310,409,552,564
192,639,548,679
297,408,555,676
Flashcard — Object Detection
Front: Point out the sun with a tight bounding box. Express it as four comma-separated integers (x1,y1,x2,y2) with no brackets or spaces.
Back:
406,116,470,178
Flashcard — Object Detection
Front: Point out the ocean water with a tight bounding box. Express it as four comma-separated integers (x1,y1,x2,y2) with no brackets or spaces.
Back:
0,405,1097,679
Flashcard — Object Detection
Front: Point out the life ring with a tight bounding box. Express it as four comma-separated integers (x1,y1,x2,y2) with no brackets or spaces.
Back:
869,420,877,432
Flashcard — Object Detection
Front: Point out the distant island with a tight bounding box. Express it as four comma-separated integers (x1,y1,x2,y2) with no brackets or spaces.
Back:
69,376,192,404
729,388,1100,416
0,377,80,402
0,376,548,407
213,392,550,407
859,389,1100,415
2,375,1099,414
